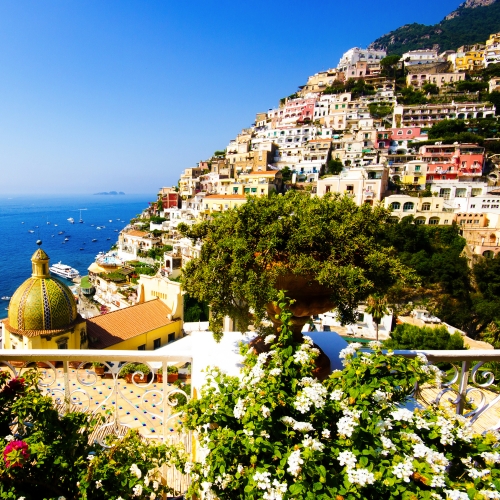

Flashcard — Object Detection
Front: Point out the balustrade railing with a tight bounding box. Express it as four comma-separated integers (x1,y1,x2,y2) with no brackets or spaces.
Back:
389,349,500,432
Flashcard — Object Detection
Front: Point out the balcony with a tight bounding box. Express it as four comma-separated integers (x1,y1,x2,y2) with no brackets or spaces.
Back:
0,349,193,492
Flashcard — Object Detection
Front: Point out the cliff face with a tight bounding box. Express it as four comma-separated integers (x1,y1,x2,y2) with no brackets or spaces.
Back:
369,0,500,54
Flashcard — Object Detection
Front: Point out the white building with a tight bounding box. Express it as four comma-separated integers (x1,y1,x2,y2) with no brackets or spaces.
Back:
402,49,440,67
337,47,386,78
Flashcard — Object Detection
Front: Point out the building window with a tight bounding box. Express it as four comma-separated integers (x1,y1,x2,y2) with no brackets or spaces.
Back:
154,338,161,350
429,217,440,225
57,338,68,349
168,333,175,344
390,202,401,210
422,203,431,211
403,202,414,212
414,165,421,172
138,344,146,351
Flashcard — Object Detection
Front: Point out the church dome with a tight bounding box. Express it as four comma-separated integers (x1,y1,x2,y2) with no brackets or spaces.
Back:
6,243,78,335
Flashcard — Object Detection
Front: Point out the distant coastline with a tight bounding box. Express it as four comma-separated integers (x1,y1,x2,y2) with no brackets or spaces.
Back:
94,191,126,195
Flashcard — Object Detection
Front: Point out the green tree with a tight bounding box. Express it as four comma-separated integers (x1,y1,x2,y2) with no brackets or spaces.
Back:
455,80,488,93
380,54,401,79
487,91,500,115
280,166,293,183
365,294,389,341
325,158,343,175
180,191,416,339
398,87,428,105
422,83,439,95
384,323,465,350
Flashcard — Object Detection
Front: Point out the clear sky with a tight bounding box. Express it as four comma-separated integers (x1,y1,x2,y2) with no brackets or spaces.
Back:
0,0,463,195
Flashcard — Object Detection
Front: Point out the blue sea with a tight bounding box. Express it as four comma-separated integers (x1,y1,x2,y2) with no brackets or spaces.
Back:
0,194,151,319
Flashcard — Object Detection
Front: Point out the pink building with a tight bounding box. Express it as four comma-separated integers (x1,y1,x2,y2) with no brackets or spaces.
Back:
391,127,422,140
270,97,317,128
419,144,485,182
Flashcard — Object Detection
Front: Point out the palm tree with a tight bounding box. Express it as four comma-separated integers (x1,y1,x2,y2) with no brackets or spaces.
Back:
365,294,389,341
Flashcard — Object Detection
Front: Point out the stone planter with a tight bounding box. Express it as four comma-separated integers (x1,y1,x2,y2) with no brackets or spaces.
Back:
253,273,335,380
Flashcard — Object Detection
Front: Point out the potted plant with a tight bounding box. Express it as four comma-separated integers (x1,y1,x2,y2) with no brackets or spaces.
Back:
119,363,151,384
92,362,105,376
167,365,178,383
179,191,415,378
157,367,163,383
178,363,191,380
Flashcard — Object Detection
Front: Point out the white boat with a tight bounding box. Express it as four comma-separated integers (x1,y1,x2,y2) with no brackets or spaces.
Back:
96,226,102,230
28,230,34,233
67,217,74,223
1,296,11,301
49,262,80,279
109,220,113,222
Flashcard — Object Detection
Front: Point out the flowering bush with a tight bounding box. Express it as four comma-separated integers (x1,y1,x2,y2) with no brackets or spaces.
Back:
180,294,500,499
0,369,184,499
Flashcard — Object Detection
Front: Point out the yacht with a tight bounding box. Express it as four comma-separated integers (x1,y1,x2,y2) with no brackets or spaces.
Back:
67,217,74,224
92,239,97,242
28,230,34,233
58,231,64,235
49,262,80,280
1,296,11,301
64,237,69,241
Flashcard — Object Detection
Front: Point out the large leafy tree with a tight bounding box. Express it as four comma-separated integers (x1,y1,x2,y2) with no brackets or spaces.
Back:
384,323,465,351
179,191,415,339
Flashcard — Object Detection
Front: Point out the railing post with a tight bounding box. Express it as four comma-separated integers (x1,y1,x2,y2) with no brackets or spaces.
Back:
63,360,71,414
457,360,470,415
162,358,168,442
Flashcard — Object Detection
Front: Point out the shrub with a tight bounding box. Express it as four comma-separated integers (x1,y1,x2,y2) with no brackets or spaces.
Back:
118,363,151,377
179,294,500,499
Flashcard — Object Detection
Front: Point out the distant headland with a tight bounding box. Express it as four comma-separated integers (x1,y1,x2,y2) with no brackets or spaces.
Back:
93,191,126,195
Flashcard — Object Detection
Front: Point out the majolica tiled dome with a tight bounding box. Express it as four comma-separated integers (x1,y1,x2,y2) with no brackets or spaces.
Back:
6,244,77,335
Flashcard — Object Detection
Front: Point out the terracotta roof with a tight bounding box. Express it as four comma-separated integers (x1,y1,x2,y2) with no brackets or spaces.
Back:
244,170,279,176
86,299,174,349
125,230,148,237
204,194,247,200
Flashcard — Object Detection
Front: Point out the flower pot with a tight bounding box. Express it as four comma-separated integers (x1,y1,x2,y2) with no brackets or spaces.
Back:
36,361,57,369
167,373,178,383
94,366,105,376
157,373,163,383
253,273,333,380
124,373,148,384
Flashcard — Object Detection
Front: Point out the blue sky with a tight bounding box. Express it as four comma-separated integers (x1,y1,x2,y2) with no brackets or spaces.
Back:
0,0,462,195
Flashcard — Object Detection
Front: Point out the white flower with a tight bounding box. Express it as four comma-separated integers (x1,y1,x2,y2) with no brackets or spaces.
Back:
150,493,156,500
330,389,344,401
293,350,310,365
444,491,469,500
261,431,270,438
293,378,327,414
372,389,392,402
254,470,271,490
481,452,500,464
132,484,143,497
368,340,382,349
5,435,14,442
57,497,66,500
237,464,244,474
269,368,281,376
337,450,357,468
302,435,324,451
360,355,373,365
152,481,159,490
95,480,102,489
264,334,276,344
391,408,414,422
347,468,375,487
392,457,414,483
336,409,361,438
280,416,314,432
263,479,287,500
86,454,95,461
130,463,142,479
302,335,313,345
261,405,271,418
380,436,396,456
322,429,331,439
184,461,194,474
234,398,247,419
467,467,490,479
479,491,500,499
243,429,253,436
431,475,446,488
287,450,303,476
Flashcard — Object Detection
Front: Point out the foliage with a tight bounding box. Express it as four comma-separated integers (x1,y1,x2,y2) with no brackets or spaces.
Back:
280,166,293,183
384,323,465,351
455,80,488,93
482,63,500,81
279,93,299,106
325,158,343,175
180,191,416,339
367,103,394,119
0,371,179,499
100,271,127,283
380,54,402,79
180,295,500,499
118,362,151,377
323,79,375,99
421,83,439,95
364,294,389,341
487,91,500,116
167,365,179,374
398,87,428,105
149,216,167,224
370,1,500,53
184,293,209,323
214,150,226,157
146,244,173,260
427,118,499,142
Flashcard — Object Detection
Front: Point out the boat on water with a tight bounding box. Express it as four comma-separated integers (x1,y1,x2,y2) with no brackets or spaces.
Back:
64,237,69,241
114,229,118,232
1,296,11,301
109,220,113,222
79,208,85,223
96,226,102,230
90,224,94,227
67,217,74,223
54,224,58,226
58,231,64,235
49,262,80,280
21,222,24,224
92,239,97,242
107,237,110,240
28,230,34,233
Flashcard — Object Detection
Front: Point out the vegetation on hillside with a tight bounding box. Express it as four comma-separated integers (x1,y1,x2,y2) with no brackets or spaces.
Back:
370,1,500,53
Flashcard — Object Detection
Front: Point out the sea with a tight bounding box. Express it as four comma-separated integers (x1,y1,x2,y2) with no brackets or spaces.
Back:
0,194,151,320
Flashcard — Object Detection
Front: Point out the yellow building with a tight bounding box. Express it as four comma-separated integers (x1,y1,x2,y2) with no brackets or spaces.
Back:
137,274,183,320
201,194,247,215
86,298,182,350
454,45,485,72
2,243,87,350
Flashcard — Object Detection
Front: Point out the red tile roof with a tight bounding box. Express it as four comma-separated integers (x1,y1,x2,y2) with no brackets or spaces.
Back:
86,299,174,349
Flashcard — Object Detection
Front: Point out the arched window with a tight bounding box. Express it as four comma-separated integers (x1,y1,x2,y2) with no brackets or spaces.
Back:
415,217,426,225
422,203,431,211
429,217,440,225
403,202,414,212
390,202,401,210
483,250,494,259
